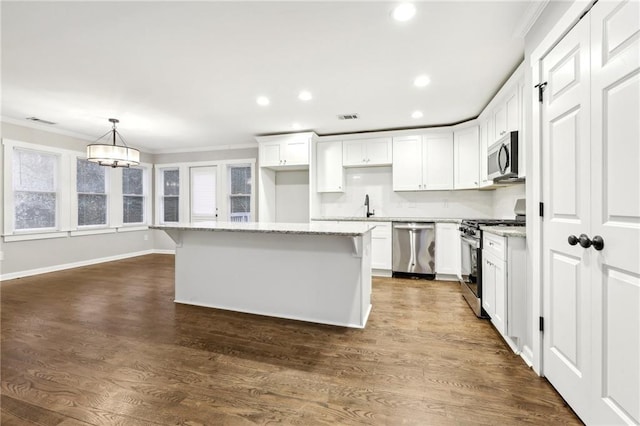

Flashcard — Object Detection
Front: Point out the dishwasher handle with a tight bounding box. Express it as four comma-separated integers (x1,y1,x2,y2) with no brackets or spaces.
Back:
393,223,435,230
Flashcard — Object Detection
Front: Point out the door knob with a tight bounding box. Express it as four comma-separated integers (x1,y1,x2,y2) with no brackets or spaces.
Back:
568,235,578,246
592,235,605,251
579,234,592,248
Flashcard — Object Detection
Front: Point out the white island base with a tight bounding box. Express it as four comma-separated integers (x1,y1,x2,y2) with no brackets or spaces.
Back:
154,222,374,328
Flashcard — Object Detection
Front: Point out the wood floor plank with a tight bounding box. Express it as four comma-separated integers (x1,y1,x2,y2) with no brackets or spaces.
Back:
1,254,581,425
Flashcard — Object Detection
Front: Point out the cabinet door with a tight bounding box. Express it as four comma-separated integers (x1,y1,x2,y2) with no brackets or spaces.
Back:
423,133,454,190
453,127,479,189
494,104,507,140
505,91,519,133
342,140,366,166
392,135,423,191
371,222,392,270
482,255,496,318
435,223,460,275
365,138,392,166
260,142,282,167
316,141,344,192
478,119,492,187
492,258,507,335
283,139,309,166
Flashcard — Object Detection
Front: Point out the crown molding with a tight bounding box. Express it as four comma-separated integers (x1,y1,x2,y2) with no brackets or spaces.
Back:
512,0,550,39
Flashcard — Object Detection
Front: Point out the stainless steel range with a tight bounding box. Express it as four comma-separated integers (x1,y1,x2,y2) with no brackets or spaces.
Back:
459,217,524,318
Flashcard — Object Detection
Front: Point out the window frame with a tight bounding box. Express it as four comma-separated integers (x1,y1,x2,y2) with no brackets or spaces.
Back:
74,157,110,230
227,163,253,223
153,159,255,225
156,167,181,224
120,164,152,230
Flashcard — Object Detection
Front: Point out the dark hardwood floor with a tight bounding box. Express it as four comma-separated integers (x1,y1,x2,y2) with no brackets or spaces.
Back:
1,254,580,425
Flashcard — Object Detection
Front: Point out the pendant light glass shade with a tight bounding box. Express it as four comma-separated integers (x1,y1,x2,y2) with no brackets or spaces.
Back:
87,118,140,168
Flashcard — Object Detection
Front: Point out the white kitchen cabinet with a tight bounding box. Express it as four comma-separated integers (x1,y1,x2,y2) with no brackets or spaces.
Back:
482,231,526,348
453,126,479,189
478,118,493,188
343,138,392,167
316,141,344,192
371,222,392,271
259,134,310,169
435,223,461,277
392,133,454,191
493,90,519,142
392,135,423,190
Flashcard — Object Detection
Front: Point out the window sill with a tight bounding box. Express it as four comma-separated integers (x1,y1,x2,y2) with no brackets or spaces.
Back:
70,228,117,237
117,225,149,233
3,231,68,243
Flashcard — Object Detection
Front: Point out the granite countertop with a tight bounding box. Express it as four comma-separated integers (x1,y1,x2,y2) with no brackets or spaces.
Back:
311,216,462,223
150,221,376,236
481,225,526,238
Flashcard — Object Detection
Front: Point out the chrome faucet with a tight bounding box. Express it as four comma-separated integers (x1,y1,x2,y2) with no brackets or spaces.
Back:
364,194,375,218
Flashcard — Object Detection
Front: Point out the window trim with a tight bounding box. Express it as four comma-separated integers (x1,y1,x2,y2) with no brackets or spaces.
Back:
74,156,110,230
153,159,255,225
120,163,152,228
227,163,253,223
156,166,181,224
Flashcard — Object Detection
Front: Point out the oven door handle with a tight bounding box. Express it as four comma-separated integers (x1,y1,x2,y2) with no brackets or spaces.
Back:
460,235,480,248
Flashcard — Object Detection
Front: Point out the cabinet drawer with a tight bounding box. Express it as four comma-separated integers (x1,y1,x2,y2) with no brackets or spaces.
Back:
483,232,505,260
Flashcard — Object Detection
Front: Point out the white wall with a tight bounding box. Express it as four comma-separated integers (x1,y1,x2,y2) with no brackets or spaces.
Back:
493,183,525,219
0,121,156,278
275,171,309,223
318,167,496,219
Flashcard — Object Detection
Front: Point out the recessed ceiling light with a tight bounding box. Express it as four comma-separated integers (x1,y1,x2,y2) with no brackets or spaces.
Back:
414,74,431,87
298,91,313,101
412,111,423,119
392,3,416,22
256,96,270,106
292,122,302,130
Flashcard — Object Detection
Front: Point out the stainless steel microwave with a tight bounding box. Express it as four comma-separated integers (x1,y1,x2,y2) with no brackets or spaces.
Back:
488,131,519,181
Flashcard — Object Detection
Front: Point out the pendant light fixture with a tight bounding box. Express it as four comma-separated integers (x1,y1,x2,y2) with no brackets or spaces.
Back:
86,118,140,168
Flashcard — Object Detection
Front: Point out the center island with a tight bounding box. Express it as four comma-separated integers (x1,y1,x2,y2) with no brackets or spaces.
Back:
151,221,375,328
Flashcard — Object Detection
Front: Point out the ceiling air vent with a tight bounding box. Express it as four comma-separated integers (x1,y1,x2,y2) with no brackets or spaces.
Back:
337,113,359,120
26,117,57,125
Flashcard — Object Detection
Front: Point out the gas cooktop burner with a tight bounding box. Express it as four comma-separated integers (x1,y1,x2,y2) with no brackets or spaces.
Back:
461,219,525,229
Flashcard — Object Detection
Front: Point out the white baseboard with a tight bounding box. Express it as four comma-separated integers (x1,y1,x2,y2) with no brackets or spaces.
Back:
153,249,176,255
0,249,175,281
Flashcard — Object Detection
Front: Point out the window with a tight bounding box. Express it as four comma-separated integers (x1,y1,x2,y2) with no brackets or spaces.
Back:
161,168,179,223
12,148,58,231
228,165,251,222
76,158,107,227
122,167,144,224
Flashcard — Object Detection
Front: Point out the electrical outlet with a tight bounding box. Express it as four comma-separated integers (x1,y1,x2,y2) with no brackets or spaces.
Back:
144,234,149,241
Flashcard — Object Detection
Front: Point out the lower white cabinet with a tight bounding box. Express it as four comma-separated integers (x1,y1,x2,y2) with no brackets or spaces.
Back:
370,222,392,271
481,231,526,351
435,223,461,277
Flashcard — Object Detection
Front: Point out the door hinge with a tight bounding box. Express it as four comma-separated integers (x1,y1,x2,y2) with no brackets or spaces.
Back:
534,81,548,103
539,316,544,332
539,202,544,217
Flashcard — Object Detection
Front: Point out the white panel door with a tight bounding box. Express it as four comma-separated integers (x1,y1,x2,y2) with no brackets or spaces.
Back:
392,135,423,191
342,140,367,166
541,13,592,421
482,255,496,319
190,166,218,222
260,142,282,167
283,139,309,166
590,1,640,423
423,133,454,190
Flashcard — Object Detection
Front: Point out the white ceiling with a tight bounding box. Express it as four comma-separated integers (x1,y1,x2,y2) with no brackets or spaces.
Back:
1,1,540,153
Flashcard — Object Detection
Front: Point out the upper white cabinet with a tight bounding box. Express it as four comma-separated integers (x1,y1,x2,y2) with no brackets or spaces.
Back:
453,126,479,189
392,133,454,191
259,133,311,169
343,138,392,167
316,141,344,193
478,118,492,188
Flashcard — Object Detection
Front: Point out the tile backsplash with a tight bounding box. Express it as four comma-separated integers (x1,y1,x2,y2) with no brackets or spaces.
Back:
318,167,524,219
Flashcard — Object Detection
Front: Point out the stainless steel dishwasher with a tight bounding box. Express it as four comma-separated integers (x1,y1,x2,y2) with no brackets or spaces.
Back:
392,222,436,279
